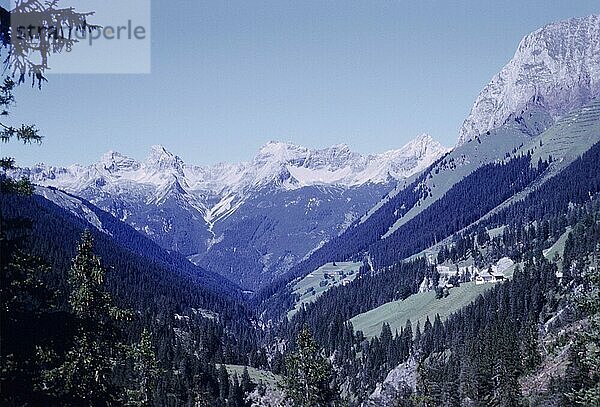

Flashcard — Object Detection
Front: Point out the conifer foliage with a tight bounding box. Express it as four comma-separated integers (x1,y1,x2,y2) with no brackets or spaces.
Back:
43,230,132,406
282,326,339,406
566,266,600,405
0,199,58,404
124,329,161,406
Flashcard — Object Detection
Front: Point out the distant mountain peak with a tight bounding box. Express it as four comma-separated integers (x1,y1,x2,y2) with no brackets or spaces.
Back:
99,150,140,173
147,144,176,161
458,14,600,145
16,134,448,200
255,141,307,162
396,133,444,157
413,132,433,142
145,144,185,176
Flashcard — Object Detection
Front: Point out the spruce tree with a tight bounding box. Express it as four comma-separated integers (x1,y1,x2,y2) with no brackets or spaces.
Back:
403,319,413,352
124,329,160,406
43,230,130,406
282,326,339,406
0,211,59,404
218,364,230,402
0,1,95,192
240,366,255,395
227,372,244,407
0,4,96,402
520,323,541,373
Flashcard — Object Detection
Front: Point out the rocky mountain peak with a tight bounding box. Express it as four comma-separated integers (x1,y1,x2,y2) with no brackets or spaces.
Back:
145,144,185,176
458,14,600,145
99,150,140,173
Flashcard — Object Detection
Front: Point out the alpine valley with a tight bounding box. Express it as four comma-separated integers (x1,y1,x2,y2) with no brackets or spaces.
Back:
2,12,600,407
15,134,448,289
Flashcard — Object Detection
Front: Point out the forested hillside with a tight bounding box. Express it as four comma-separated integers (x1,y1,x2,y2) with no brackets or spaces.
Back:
268,138,600,403
1,191,267,405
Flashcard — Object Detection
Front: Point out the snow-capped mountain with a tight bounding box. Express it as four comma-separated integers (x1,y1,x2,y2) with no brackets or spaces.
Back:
26,134,446,202
241,133,446,189
16,134,448,288
458,14,600,145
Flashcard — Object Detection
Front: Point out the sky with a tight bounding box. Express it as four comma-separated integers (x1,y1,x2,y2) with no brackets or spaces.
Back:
2,0,600,167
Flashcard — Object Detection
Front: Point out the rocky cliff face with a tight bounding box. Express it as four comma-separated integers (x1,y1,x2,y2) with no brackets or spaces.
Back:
458,14,600,145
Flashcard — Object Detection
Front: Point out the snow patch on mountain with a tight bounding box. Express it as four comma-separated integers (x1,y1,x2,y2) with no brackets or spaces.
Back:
11,135,447,287
458,14,600,145
37,187,109,234
17,134,448,213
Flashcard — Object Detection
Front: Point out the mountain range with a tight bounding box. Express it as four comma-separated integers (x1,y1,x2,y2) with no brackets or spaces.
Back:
15,133,448,288
12,14,600,293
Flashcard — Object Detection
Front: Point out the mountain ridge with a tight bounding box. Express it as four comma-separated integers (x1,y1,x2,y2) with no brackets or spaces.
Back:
21,133,448,196
458,14,600,145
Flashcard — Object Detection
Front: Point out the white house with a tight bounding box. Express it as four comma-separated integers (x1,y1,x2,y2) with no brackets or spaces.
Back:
475,270,505,285
436,265,451,274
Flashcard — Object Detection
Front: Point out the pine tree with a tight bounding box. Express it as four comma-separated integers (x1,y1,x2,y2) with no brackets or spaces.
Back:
0,1,95,192
0,211,59,404
124,329,160,406
227,372,244,407
403,320,413,348
0,76,41,194
218,364,230,402
0,2,95,87
0,5,96,402
520,323,541,373
240,366,255,395
566,266,600,405
282,326,339,406
43,230,130,406
0,75,58,401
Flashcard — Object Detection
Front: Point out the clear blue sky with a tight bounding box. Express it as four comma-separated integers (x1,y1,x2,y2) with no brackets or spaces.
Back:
3,1,599,167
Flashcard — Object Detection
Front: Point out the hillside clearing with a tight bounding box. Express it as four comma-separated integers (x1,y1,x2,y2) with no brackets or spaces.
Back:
350,282,494,338
225,365,281,387
287,262,361,319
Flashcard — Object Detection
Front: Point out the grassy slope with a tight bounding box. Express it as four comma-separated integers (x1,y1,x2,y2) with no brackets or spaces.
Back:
225,365,282,387
287,262,361,319
378,127,530,238
470,99,600,226
370,100,600,249
403,101,600,265
350,282,494,338
530,99,600,167
543,227,571,269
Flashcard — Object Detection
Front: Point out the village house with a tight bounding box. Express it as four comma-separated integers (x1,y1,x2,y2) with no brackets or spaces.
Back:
475,270,505,285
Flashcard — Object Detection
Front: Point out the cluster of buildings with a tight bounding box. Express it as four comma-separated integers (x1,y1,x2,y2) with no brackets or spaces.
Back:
435,257,514,286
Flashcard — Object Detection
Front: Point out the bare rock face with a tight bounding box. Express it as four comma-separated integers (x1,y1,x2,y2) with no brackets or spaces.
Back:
459,15,600,145
363,356,418,406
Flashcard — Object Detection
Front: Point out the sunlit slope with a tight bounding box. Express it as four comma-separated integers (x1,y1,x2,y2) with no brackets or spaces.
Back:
404,101,600,264
350,282,492,338
454,100,600,232
287,262,361,319
530,98,600,168
225,365,281,387
375,100,600,242
379,127,529,239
